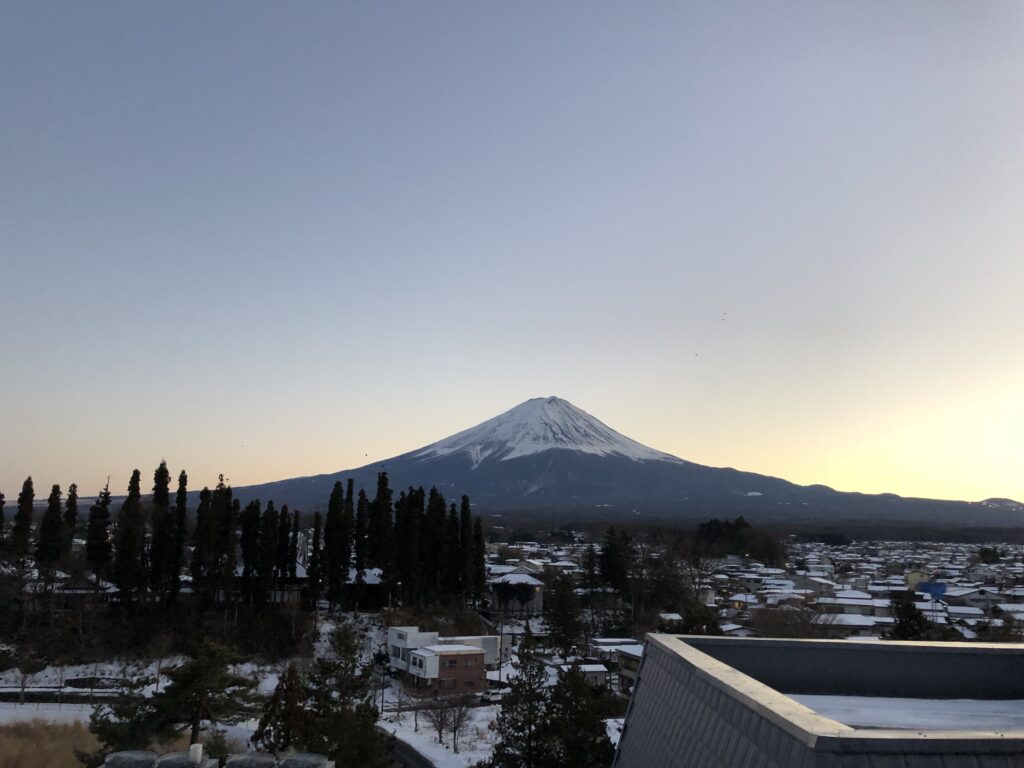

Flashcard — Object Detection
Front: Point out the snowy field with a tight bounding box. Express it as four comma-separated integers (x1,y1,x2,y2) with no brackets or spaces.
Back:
788,694,1024,731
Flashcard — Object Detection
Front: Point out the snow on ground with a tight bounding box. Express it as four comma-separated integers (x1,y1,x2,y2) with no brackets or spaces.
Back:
788,695,1024,731
606,718,624,747
379,703,499,768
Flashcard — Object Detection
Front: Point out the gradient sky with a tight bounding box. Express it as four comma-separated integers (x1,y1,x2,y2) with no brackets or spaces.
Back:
2,2,1023,504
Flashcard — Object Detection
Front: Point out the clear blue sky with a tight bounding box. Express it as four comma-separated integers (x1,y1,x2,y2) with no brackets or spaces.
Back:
2,2,1022,503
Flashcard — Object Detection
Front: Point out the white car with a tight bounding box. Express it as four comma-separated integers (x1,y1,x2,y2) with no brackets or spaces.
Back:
479,688,511,703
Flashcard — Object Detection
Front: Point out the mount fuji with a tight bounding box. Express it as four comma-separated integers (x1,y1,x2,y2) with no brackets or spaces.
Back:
232,397,1022,526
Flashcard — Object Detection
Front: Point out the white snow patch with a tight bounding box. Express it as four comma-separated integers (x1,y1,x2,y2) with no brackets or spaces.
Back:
413,397,683,466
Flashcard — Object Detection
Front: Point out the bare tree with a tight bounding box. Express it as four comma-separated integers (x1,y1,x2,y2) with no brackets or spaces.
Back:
448,695,475,754
423,696,451,744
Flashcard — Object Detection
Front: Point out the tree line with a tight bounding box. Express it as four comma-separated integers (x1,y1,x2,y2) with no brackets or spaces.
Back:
0,465,487,613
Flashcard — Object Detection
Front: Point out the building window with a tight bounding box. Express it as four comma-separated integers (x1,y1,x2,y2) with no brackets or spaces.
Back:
445,659,458,668
465,658,476,667
465,680,475,687
440,678,456,689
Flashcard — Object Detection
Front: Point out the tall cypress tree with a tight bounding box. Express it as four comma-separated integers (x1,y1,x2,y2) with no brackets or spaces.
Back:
86,481,113,584
353,490,368,580
472,518,487,599
422,487,447,604
35,484,64,566
288,509,299,580
276,504,291,581
170,470,188,602
459,496,474,605
306,511,323,609
324,481,344,604
443,503,462,603
367,473,393,572
240,499,262,601
63,483,79,555
190,487,213,601
12,476,34,557
257,501,279,604
113,470,145,602
149,462,173,600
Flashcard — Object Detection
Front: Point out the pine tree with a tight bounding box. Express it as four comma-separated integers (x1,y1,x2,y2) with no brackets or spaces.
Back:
459,496,475,605
288,509,299,580
151,640,257,745
473,518,487,599
354,490,368,580
149,462,173,600
113,470,145,602
252,663,310,753
276,503,291,582
190,487,213,601
11,476,34,557
170,470,188,601
422,487,447,604
367,472,393,572
490,642,552,768
256,501,280,604
339,481,353,591
394,487,423,606
444,503,462,603
63,483,79,555
86,482,113,583
544,668,615,767
0,490,5,543
306,511,323,609
240,499,262,602
35,484,64,567
545,575,583,661
324,481,344,604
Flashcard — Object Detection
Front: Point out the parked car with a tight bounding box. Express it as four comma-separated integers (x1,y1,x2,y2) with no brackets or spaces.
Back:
480,688,511,703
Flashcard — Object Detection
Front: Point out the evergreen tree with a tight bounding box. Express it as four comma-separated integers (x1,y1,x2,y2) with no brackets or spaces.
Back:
422,487,447,603
598,527,631,593
63,483,79,555
444,503,462,602
339,481,353,590
306,511,323,609
472,518,487,599
149,462,174,600
256,501,280,604
544,668,615,767
367,472,393,573
11,476,34,557
354,490,368,579
460,496,475,604
170,470,188,601
545,575,583,661
190,487,213,600
489,642,552,768
394,487,423,606
254,625,392,767
113,470,145,601
276,503,291,581
288,509,299,580
239,499,262,602
86,482,113,582
324,481,344,604
152,640,256,745
0,490,5,542
252,663,309,753
35,484,64,567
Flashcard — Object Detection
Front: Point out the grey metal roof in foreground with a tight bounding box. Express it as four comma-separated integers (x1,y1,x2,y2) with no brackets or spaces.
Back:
614,634,1024,768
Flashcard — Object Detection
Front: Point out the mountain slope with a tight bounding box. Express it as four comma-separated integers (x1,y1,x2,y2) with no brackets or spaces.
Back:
232,397,1023,526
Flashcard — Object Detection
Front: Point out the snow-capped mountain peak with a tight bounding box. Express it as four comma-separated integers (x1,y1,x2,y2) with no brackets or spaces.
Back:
413,396,684,468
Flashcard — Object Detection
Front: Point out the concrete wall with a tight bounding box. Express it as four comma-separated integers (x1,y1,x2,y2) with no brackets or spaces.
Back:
685,636,1024,699
614,635,1024,768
